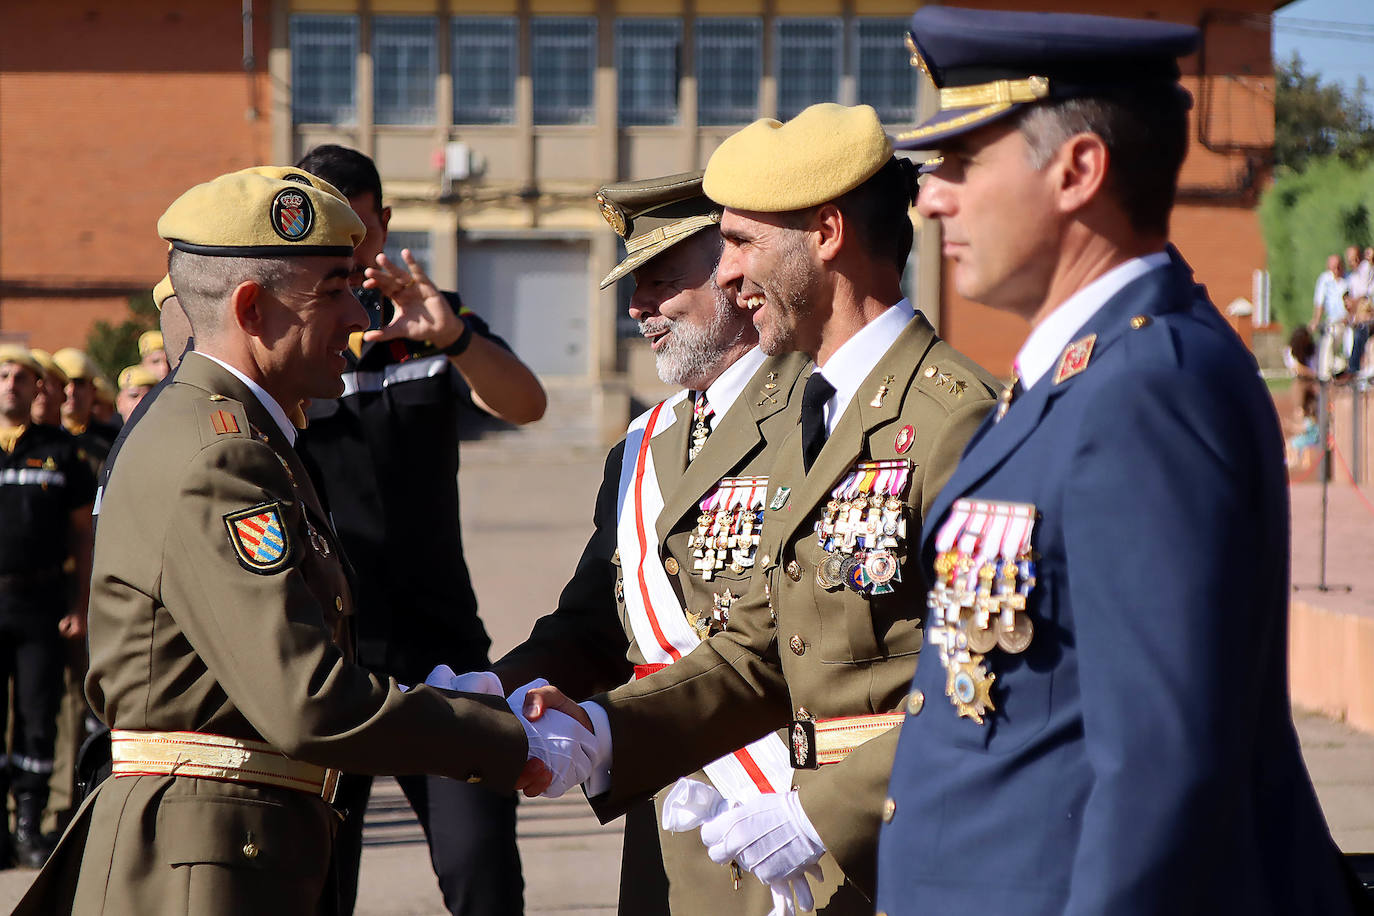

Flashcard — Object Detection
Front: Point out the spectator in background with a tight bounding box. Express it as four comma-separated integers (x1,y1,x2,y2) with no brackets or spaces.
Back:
52,349,117,470
1287,386,1321,473
89,377,118,430
1311,253,1349,334
1346,248,1374,377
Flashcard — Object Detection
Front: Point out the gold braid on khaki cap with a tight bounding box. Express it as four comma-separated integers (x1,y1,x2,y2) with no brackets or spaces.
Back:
703,103,894,213
594,170,721,289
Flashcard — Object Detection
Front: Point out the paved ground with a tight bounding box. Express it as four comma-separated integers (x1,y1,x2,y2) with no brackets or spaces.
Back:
1,445,1370,913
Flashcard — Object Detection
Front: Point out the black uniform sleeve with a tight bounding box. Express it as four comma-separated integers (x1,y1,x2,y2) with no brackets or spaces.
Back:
490,441,632,698
64,440,98,510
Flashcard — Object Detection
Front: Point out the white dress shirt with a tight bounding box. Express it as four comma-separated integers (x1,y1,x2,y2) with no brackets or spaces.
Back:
197,352,297,446
1015,252,1170,389
811,299,915,434
702,346,767,418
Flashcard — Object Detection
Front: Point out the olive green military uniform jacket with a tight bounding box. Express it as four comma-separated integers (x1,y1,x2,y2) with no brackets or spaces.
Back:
496,350,829,915
17,353,527,916
588,314,998,901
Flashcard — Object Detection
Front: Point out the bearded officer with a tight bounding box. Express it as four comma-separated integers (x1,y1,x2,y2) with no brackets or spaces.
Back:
874,9,1364,916
482,170,812,914
14,169,594,916
526,104,998,910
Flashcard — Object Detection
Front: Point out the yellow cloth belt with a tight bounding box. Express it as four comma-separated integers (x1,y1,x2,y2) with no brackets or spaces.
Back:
110,729,341,803
811,713,905,766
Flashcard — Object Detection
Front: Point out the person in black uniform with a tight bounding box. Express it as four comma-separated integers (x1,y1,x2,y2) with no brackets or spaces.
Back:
0,346,95,868
52,349,117,471
296,144,547,916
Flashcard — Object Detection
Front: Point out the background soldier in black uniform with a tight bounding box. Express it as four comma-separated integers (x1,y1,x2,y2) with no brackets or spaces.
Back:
0,346,95,868
296,145,547,916
52,349,117,469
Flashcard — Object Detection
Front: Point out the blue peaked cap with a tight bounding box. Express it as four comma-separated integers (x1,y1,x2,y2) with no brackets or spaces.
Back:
894,7,1200,150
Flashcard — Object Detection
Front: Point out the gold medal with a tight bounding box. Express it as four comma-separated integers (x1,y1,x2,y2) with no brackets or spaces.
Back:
816,553,845,590
997,612,1034,654
946,655,996,724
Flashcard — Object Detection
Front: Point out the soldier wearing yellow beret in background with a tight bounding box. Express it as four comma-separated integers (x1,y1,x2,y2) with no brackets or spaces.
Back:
28,349,68,429
137,330,168,382
52,348,118,469
0,345,95,869
527,103,999,912
114,365,159,422
15,169,592,916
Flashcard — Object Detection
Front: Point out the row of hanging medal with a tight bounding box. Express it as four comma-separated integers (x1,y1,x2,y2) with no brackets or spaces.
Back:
814,459,912,595
687,476,768,581
927,499,1037,724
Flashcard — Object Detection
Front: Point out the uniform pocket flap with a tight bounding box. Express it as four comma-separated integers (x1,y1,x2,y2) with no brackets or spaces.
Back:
157,793,317,872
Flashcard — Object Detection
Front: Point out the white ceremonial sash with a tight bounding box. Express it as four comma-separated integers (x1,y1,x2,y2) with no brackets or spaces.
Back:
617,394,794,802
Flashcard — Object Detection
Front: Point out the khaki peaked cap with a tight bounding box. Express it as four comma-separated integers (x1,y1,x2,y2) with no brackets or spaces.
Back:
703,103,894,213
158,170,364,258
596,171,721,289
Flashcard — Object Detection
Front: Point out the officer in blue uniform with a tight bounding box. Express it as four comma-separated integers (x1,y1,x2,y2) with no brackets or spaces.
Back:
876,9,1366,915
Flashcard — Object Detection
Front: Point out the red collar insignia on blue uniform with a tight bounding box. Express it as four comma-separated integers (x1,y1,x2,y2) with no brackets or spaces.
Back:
1052,334,1097,385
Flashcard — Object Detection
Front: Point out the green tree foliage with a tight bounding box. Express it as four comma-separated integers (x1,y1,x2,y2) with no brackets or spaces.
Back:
1259,156,1374,329
86,291,159,382
1275,53,1374,174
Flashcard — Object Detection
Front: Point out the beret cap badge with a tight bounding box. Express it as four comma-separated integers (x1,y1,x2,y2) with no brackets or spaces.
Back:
271,188,314,242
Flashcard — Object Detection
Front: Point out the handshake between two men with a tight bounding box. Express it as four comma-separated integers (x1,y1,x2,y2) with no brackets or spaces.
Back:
427,667,829,916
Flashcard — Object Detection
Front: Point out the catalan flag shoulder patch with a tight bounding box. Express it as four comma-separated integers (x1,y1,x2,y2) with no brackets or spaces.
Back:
224,501,293,574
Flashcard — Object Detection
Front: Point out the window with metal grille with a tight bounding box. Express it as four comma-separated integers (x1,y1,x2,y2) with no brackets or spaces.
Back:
383,231,433,273
291,14,358,125
373,17,437,125
453,16,518,124
775,18,841,121
856,18,918,123
696,18,762,126
532,17,597,125
616,19,681,126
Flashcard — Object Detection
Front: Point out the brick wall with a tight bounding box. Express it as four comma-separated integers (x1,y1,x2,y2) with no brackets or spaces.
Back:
0,1,273,351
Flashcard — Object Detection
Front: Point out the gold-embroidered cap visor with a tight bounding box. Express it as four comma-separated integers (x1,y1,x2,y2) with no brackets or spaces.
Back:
704,103,893,213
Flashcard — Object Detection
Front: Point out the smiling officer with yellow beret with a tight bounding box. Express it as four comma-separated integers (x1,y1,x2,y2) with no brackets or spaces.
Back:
530,103,999,912
13,170,575,916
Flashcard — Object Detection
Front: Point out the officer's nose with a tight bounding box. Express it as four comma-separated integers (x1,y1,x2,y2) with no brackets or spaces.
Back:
916,174,953,221
627,287,660,324
343,288,369,333
715,243,744,294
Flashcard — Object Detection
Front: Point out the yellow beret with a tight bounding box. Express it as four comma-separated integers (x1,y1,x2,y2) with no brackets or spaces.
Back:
138,330,165,356
158,171,365,258
29,349,68,386
118,365,160,390
53,348,101,381
703,104,894,212
0,346,44,379
229,165,349,203
93,375,116,405
152,275,176,311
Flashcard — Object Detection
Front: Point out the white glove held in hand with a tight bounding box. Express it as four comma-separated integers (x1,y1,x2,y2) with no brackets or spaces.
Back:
700,790,826,885
660,777,729,832
506,679,596,798
424,665,503,695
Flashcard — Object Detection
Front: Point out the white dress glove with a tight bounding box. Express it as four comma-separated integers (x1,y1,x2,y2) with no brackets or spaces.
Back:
660,777,729,832
767,863,824,916
506,679,597,798
424,665,504,695
700,789,826,885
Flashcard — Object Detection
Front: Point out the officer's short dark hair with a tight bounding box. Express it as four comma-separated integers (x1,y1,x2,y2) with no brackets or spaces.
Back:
785,157,918,275
1017,91,1188,238
295,145,384,212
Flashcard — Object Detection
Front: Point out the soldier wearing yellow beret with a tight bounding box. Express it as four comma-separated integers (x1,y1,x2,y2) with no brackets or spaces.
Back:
528,104,999,911
136,331,167,382
0,345,96,868
16,170,588,916
52,348,118,467
28,349,68,428
114,365,159,421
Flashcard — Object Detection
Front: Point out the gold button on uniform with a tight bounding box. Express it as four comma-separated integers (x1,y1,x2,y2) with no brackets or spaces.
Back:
335,596,343,611
665,557,680,575
730,562,744,574
466,774,482,784
242,841,259,860
907,690,925,716
786,560,802,581
923,366,938,379
1130,314,1152,329
882,797,896,823
789,634,805,656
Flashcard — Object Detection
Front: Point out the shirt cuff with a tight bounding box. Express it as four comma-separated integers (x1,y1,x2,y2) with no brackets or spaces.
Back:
580,700,614,796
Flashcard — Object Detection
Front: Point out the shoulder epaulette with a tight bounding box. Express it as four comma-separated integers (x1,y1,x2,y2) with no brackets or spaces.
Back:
194,394,251,448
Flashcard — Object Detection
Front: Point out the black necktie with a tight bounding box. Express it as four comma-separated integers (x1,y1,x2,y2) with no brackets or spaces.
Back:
801,372,835,471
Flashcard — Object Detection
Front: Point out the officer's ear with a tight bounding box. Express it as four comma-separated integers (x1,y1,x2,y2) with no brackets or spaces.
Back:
230,280,267,338
1053,132,1110,218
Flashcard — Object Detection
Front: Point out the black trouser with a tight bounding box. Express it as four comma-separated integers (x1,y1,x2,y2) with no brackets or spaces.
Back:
334,771,524,916
0,594,65,801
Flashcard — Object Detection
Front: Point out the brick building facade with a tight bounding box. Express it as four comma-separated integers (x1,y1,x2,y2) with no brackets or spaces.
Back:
1,0,1285,438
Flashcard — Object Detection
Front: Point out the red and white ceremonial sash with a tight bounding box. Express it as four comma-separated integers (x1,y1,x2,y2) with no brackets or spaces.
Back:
618,396,793,803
